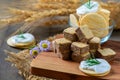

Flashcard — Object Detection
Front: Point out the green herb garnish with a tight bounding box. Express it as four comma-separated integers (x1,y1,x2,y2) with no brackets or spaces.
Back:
86,59,101,66
85,0,95,9
86,52,101,66
18,34,26,39
29,45,36,50
18,30,26,39
88,0,90,7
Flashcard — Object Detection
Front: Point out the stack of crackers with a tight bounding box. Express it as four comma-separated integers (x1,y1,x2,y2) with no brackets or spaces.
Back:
70,2,111,38
100,0,120,29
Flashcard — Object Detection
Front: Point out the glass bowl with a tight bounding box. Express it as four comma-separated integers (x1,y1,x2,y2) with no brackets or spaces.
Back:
100,19,115,44
69,19,115,44
99,0,120,29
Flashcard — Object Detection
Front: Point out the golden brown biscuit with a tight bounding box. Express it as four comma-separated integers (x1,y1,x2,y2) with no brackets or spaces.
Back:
7,37,36,49
69,14,80,27
7,34,36,48
79,67,110,76
97,8,110,22
79,59,111,76
80,13,109,38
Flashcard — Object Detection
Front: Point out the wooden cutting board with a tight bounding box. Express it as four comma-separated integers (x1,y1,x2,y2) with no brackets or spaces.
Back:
30,40,120,80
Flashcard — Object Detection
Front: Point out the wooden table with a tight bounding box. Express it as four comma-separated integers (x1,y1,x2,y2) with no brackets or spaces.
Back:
31,41,120,80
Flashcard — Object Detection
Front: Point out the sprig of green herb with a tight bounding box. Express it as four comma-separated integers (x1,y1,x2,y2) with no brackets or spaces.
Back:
88,0,90,7
18,30,26,39
86,59,101,66
85,0,95,9
86,52,101,66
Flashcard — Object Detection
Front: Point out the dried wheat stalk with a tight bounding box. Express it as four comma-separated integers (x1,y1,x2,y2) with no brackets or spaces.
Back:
0,0,79,29
5,50,31,78
11,17,68,36
0,15,29,24
34,3,79,10
1,4,76,23
1,8,75,24
5,50,55,80
10,22,35,36
38,0,88,4
8,8,36,15
38,0,79,3
0,8,37,24
25,8,75,22
44,18,68,26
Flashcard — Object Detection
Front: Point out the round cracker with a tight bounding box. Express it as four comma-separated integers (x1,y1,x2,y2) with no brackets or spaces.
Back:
79,67,110,76
14,40,36,47
97,8,110,22
14,41,36,49
7,38,15,47
7,37,36,49
69,14,80,27
15,42,36,49
80,13,109,38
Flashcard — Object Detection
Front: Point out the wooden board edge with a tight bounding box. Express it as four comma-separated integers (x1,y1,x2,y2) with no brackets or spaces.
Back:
31,66,104,80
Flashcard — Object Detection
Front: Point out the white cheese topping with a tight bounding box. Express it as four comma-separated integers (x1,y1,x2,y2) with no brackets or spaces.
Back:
80,59,111,73
76,1,99,15
11,33,35,44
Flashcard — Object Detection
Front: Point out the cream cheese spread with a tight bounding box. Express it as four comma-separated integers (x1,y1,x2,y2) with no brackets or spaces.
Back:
76,1,99,15
11,33,35,44
80,59,111,73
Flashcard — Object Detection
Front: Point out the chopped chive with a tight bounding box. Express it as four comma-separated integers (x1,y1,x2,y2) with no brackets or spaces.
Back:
85,0,95,9
88,0,90,7
18,30,26,39
86,59,101,66
86,52,101,66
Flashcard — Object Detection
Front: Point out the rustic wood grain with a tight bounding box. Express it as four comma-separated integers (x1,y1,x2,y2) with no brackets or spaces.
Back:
31,40,120,80
0,23,24,80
